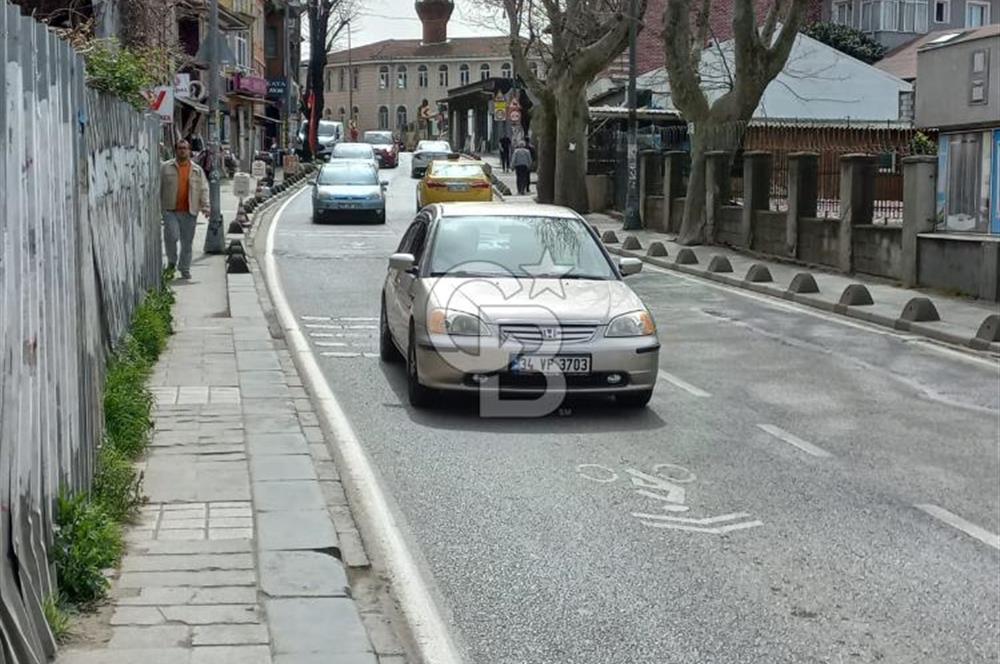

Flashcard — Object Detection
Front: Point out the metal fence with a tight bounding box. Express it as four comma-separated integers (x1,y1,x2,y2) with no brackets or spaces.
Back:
1,3,162,661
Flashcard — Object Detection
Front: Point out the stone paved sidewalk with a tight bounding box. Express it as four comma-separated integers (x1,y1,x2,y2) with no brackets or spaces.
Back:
57,186,404,664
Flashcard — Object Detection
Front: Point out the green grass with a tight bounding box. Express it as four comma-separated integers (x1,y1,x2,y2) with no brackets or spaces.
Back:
43,594,72,643
53,272,175,609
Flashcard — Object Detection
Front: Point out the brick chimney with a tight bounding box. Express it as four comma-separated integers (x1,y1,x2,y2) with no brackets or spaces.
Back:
415,0,454,45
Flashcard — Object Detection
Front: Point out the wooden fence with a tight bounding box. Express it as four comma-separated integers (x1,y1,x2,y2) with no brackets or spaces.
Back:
0,3,162,661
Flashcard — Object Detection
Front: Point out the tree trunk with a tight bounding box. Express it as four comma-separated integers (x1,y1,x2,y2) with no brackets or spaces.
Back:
533,100,556,204
552,85,590,214
677,137,707,245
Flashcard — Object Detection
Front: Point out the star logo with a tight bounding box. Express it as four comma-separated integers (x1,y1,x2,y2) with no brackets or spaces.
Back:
519,248,574,300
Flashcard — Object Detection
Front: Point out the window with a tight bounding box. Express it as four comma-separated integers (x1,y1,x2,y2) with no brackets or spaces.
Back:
459,64,470,85
833,0,853,25
418,64,429,87
933,0,949,21
529,61,540,80
397,65,408,89
325,69,332,92
396,105,408,129
899,0,928,32
265,26,278,58
861,0,928,32
970,49,990,104
227,31,249,69
338,68,345,91
353,67,359,90
377,107,390,129
379,65,389,89
501,62,512,79
323,108,332,119
944,132,985,231
480,63,491,80
966,1,990,25
438,64,449,87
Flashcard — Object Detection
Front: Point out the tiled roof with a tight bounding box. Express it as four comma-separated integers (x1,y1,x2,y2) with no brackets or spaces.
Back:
327,37,512,65
877,25,1000,81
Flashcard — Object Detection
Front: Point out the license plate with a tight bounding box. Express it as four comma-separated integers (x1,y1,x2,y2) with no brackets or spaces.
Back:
337,202,361,209
510,355,591,374
447,183,469,192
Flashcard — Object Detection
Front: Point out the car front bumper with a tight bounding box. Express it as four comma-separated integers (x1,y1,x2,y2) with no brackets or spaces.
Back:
413,333,659,394
313,198,384,219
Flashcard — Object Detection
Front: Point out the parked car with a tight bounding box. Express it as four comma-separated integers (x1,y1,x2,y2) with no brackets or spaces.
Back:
363,130,399,168
380,203,659,408
329,142,379,169
416,158,492,211
410,140,452,178
298,120,344,158
312,160,387,224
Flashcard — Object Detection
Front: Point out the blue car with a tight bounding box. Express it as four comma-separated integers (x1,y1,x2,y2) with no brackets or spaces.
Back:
312,160,388,224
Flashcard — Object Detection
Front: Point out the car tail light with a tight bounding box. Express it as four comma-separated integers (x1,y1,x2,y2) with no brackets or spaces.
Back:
426,181,447,189
470,181,491,189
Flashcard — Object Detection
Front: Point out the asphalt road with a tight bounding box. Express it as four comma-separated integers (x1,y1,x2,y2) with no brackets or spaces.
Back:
271,154,1000,664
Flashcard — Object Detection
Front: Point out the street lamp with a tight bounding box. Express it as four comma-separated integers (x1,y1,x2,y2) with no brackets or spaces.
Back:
622,0,641,231
204,0,225,253
286,0,303,151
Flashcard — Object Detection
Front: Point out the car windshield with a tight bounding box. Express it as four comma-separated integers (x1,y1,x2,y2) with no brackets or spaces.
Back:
333,144,373,158
429,163,485,178
317,163,377,186
417,141,450,153
428,216,615,280
364,132,393,145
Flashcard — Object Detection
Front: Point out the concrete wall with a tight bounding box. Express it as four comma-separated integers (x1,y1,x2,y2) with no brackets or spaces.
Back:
798,217,841,267
587,174,612,212
917,32,1000,130
853,225,904,279
716,206,744,246
751,211,788,256
645,195,664,227
918,236,1000,299
671,198,686,234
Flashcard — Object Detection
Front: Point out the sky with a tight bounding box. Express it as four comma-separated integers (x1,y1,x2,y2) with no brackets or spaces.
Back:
337,0,504,49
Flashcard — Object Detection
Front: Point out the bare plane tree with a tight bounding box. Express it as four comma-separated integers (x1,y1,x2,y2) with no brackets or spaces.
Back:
663,0,810,244
303,0,358,156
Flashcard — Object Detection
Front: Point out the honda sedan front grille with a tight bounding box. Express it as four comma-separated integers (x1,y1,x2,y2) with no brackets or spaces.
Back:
499,324,598,346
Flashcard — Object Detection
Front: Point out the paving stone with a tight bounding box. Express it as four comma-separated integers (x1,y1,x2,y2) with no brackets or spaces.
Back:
308,443,331,461
209,507,252,518
161,604,261,625
118,587,196,606
190,587,260,605
337,530,371,569
266,598,372,655
107,625,190,649
156,528,206,540
361,613,406,655
57,648,192,664
190,645,271,664
159,519,208,530
122,554,254,573
192,624,269,646
319,481,349,507
111,607,165,626
274,655,377,664
210,517,254,529
329,505,358,533
256,510,338,551
259,551,348,598
253,480,325,512
133,539,252,556
118,570,256,589
209,528,254,540
237,351,282,371
314,460,340,481
249,454,315,482
246,433,309,456
243,413,301,434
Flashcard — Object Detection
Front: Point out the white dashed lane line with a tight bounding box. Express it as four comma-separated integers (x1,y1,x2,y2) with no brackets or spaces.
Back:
757,424,833,458
915,504,1000,551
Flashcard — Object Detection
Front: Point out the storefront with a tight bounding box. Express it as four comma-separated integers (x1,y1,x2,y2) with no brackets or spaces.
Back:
227,72,268,170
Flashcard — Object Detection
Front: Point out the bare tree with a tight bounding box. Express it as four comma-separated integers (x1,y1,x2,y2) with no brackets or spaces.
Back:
303,0,358,156
663,0,810,244
503,0,644,212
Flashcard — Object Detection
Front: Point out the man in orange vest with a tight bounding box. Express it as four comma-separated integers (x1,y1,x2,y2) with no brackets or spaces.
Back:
160,140,210,279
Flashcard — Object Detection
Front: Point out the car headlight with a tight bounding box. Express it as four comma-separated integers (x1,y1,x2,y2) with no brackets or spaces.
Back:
605,310,656,337
427,309,491,336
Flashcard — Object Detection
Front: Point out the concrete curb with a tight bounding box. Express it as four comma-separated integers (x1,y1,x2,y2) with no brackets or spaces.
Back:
605,245,1000,354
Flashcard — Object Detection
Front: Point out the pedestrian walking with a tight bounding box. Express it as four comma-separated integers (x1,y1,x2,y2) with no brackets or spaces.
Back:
499,135,511,173
512,142,532,195
160,140,209,280
350,120,359,143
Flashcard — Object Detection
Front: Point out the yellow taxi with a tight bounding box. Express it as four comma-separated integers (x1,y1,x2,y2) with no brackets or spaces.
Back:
416,156,493,211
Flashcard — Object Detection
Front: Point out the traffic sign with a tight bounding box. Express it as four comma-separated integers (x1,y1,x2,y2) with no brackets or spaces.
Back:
509,96,521,112
509,109,521,123
494,109,507,122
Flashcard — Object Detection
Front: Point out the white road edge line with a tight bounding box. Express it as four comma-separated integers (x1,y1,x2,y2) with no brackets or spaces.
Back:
915,504,1000,551
264,188,464,664
659,371,711,398
757,424,833,458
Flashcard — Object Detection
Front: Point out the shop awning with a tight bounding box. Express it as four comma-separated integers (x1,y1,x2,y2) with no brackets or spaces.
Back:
177,96,209,114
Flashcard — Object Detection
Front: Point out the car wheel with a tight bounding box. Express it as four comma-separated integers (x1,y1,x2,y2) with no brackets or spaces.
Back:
311,211,321,224
615,389,653,408
407,326,435,408
410,170,418,179
377,210,386,224
379,298,402,363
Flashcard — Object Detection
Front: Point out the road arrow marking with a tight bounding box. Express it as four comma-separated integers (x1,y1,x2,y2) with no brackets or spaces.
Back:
631,511,763,534
637,519,765,535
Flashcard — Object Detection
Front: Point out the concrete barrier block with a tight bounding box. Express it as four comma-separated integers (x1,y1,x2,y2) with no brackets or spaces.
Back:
622,236,643,250
976,314,1000,342
900,297,940,323
674,248,698,265
839,284,874,306
707,255,733,273
647,241,668,257
601,230,620,244
787,272,820,294
745,264,773,283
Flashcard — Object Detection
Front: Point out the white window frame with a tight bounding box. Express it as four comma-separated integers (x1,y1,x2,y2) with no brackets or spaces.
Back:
378,106,390,130
396,105,408,130
379,66,389,90
228,31,250,70
966,0,990,26
501,62,512,79
479,63,491,81
833,0,854,26
338,68,345,91
352,67,359,91
397,65,408,89
459,64,470,85
418,65,429,88
438,65,449,87
933,0,950,22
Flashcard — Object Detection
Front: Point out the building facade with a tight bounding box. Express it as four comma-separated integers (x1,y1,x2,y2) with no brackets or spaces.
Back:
823,0,998,49
322,0,542,138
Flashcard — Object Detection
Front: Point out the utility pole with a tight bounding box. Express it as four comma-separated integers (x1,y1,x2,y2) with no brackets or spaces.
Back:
285,0,295,151
622,0,641,231
347,19,353,135
204,0,225,253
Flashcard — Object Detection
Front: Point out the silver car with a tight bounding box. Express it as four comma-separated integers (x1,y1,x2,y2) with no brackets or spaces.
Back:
330,142,379,170
380,203,659,409
312,160,388,224
410,140,452,178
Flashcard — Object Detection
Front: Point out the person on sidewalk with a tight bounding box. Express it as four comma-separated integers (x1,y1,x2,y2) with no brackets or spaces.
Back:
512,142,532,195
499,135,511,173
161,140,209,280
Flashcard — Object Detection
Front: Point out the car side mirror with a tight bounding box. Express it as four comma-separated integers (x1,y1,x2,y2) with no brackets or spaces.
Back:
380,180,389,188
619,258,643,276
389,253,415,272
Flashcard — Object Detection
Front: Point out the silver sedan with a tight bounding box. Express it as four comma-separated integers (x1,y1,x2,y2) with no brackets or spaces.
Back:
409,140,452,178
379,203,660,410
